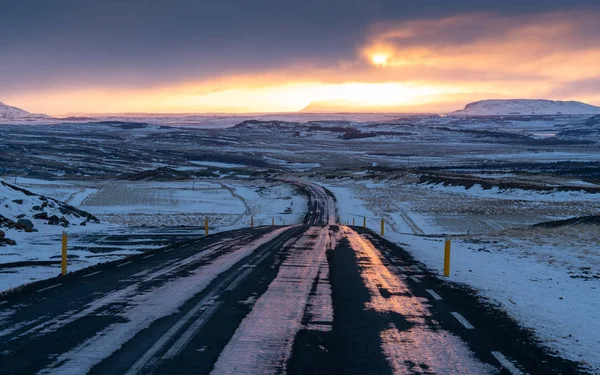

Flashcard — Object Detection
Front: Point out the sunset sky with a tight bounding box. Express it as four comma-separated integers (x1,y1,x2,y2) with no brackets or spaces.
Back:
2,0,600,115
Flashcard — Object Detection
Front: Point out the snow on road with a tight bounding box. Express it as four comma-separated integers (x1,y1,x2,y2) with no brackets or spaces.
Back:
211,226,335,374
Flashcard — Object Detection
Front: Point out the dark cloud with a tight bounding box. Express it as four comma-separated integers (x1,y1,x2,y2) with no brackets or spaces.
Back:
2,0,600,93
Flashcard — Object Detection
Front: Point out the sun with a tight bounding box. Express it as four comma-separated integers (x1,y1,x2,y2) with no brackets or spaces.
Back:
371,53,389,66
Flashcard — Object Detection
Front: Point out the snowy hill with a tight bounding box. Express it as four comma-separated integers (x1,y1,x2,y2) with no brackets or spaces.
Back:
0,180,99,245
451,99,600,116
0,101,51,121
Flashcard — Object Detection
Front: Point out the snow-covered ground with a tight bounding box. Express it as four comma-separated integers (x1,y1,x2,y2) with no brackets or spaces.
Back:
451,99,600,116
0,178,307,292
323,178,600,373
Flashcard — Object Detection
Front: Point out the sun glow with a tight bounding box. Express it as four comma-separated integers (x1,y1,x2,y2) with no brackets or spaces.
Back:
371,53,389,66
7,80,458,115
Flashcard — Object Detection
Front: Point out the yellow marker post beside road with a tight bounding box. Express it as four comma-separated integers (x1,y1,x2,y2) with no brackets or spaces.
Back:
381,218,385,236
272,217,275,226
61,232,68,276
444,235,451,277
363,216,366,228
251,216,254,228
352,217,355,226
205,217,209,236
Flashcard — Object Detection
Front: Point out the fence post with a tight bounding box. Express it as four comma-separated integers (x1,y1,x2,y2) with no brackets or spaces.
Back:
444,235,451,277
61,232,68,276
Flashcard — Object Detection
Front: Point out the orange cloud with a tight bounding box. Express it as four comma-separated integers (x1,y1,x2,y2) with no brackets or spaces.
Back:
362,12,600,87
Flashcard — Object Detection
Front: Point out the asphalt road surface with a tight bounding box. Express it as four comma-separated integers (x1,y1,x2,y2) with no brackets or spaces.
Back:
0,182,585,374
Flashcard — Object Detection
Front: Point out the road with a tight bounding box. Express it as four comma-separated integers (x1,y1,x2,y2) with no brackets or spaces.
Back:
0,181,583,374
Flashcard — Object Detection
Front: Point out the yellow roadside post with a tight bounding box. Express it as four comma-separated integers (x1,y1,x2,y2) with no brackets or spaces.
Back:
363,216,366,228
272,217,275,226
205,217,209,236
61,231,68,276
443,235,451,277
352,217,355,226
251,216,254,228
283,219,286,226
381,218,385,236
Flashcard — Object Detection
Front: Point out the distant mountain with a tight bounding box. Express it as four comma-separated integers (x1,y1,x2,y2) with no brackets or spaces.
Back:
0,101,51,120
451,99,600,116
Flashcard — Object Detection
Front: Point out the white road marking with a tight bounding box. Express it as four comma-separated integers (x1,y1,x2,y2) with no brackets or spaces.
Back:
36,284,62,293
164,249,174,252
162,301,223,359
117,261,132,267
142,254,155,259
124,297,219,375
409,276,421,283
426,289,442,300
451,312,474,329
0,301,7,306
253,251,271,266
225,268,254,292
491,351,524,375
82,271,102,278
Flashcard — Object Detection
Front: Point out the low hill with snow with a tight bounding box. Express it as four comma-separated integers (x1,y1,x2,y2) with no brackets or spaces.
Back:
0,180,99,245
0,101,51,121
451,99,600,116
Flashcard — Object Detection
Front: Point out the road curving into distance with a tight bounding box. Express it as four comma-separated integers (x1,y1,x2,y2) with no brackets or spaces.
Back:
0,180,585,375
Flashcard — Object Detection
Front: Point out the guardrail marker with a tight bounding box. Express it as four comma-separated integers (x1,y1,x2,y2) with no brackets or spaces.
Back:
444,235,451,277
61,232,68,276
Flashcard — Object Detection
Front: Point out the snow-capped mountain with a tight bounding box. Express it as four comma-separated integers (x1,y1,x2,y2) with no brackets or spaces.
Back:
0,101,51,120
451,99,600,116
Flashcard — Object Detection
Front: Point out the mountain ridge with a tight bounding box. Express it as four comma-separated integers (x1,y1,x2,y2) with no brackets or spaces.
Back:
0,101,51,120
451,99,600,116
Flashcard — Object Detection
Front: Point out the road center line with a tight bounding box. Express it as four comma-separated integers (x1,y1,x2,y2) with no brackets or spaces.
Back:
162,301,224,359
82,271,102,278
425,289,442,300
142,254,155,259
451,312,475,329
225,268,254,292
36,284,62,293
491,351,524,375
253,251,271,266
117,261,132,267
